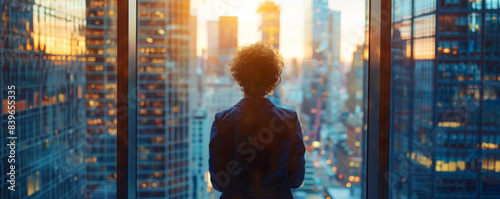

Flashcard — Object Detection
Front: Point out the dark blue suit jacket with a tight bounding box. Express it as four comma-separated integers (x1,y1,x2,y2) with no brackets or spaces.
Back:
209,97,306,199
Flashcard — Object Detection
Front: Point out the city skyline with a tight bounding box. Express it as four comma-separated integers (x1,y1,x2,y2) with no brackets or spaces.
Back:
193,0,366,66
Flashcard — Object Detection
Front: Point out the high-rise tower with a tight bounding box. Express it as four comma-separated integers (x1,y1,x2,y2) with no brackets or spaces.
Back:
390,0,500,198
136,0,192,198
206,21,219,76
0,1,87,198
257,1,280,49
257,1,282,105
85,0,118,198
218,16,238,77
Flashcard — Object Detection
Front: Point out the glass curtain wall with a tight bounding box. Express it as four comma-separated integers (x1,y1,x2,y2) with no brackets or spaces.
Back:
390,0,500,198
0,0,88,198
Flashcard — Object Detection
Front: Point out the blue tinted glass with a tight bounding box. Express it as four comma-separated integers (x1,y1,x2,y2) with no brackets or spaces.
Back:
391,0,500,198
0,0,89,198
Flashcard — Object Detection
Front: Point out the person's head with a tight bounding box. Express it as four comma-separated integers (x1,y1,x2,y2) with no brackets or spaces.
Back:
229,42,284,97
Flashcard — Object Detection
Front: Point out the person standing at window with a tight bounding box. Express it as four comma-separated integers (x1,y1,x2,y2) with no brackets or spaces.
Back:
209,42,306,199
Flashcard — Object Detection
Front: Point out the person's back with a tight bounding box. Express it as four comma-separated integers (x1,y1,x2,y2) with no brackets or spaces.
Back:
209,42,306,199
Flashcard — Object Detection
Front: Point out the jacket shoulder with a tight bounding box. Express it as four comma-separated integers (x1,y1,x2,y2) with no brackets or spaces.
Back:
214,106,240,123
273,106,298,120
272,107,302,139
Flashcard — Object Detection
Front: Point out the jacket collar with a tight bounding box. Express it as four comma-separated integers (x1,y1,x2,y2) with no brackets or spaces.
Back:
235,97,275,108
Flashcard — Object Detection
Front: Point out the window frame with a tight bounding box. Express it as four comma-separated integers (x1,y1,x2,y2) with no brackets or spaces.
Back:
365,0,392,198
117,0,138,198
115,0,393,198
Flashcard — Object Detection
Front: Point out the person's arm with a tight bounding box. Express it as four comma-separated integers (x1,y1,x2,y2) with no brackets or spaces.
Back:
288,114,306,189
208,115,226,192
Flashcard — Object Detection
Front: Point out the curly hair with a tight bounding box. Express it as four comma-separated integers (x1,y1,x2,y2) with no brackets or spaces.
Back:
229,42,284,97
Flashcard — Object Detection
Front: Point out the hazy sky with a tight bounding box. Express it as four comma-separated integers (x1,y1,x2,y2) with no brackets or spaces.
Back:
193,0,366,66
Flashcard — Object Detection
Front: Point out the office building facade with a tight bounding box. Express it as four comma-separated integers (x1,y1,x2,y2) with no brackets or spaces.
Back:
257,1,282,105
346,44,365,113
85,0,118,198
189,108,210,199
0,0,87,198
136,0,192,198
390,0,500,198
324,10,341,125
206,21,219,76
218,16,237,76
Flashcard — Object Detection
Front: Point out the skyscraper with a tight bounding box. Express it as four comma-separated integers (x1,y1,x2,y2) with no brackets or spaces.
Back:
302,0,341,143
189,15,200,112
189,108,210,199
218,16,237,76
85,0,118,198
390,0,500,198
324,10,341,125
187,14,208,199
136,0,192,198
257,1,282,105
346,44,365,113
0,0,87,198
257,1,280,49
206,21,219,76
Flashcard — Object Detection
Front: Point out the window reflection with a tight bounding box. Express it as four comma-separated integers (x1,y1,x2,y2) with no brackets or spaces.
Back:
1,0,87,198
391,0,500,198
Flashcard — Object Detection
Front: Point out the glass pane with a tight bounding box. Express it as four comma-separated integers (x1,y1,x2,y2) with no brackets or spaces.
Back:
0,0,97,198
390,0,500,198
136,0,367,198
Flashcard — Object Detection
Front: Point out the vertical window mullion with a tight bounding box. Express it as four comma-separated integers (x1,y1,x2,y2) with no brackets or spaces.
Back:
366,0,392,198
117,0,138,198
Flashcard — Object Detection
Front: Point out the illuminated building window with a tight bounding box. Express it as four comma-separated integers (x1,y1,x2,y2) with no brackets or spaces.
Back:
27,175,34,196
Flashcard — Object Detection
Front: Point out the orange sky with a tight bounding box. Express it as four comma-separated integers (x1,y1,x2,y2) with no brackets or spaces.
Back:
193,0,366,66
